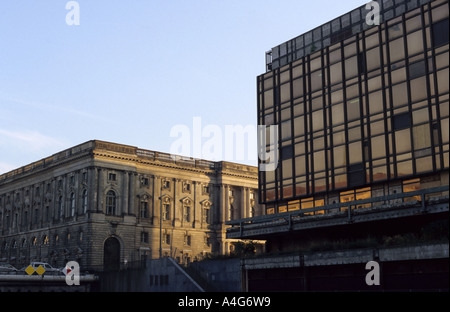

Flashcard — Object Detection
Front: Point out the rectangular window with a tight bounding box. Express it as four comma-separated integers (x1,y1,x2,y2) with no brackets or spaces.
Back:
348,163,365,188
365,48,380,72
407,30,424,56
389,38,405,63
391,67,406,84
388,23,403,40
184,206,191,222
334,145,347,168
368,91,383,114
409,61,426,80
355,187,372,209
413,124,431,150
393,112,412,130
358,52,367,73
347,99,361,121
403,179,421,202
345,55,358,79
349,142,363,165
141,232,149,243
163,234,171,244
141,178,149,186
163,180,171,189
442,118,449,144
395,129,412,154
437,68,449,94
295,156,306,176
313,150,326,172
140,202,149,218
310,70,323,92
372,135,387,159
301,197,314,215
392,82,408,108
294,116,305,137
108,173,117,181
312,110,324,132
406,15,422,33
203,208,210,224
432,18,449,47
183,182,191,193
163,204,171,221
397,160,413,176
410,77,428,103
332,104,345,125
293,78,304,99
264,90,274,109
282,159,293,179
281,145,294,161
281,120,292,140
280,83,291,103
330,62,342,85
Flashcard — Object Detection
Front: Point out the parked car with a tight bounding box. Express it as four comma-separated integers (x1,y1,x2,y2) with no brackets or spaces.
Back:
0,262,19,274
24,262,63,275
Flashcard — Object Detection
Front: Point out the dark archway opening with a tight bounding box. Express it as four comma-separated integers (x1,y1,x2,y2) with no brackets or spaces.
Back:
103,237,120,271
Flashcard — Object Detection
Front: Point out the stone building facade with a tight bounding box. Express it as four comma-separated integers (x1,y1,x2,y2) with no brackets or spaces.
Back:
0,140,263,271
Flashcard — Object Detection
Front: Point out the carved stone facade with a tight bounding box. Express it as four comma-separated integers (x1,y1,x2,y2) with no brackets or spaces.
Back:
0,140,263,270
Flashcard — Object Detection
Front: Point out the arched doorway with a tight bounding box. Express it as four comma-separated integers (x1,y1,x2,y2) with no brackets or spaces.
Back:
103,237,120,271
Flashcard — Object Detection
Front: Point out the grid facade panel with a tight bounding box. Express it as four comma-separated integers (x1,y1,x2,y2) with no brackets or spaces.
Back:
258,0,449,211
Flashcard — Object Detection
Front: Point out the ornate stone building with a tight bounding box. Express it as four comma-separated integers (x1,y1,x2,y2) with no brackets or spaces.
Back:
0,140,263,270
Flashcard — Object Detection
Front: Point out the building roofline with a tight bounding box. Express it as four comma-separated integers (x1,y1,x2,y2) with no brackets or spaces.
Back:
0,140,258,184
266,0,434,72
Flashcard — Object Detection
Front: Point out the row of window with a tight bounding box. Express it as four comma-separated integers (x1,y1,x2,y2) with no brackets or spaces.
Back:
258,2,449,204
0,190,89,229
1,187,223,231
1,231,83,251
261,8,449,115
269,0,443,70
266,178,423,215
151,232,211,247
161,202,211,224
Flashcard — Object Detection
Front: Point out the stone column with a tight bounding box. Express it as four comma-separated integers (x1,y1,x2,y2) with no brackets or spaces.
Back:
193,181,198,228
122,171,129,215
128,173,136,216
97,169,103,213
223,185,229,222
211,184,223,225
153,176,161,225
173,179,180,227
88,167,96,214
247,188,252,218
240,187,246,220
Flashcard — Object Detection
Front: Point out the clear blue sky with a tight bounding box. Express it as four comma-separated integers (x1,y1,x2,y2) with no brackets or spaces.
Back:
0,0,367,174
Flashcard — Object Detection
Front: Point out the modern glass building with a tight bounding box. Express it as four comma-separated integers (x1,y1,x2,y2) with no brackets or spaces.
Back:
257,0,449,214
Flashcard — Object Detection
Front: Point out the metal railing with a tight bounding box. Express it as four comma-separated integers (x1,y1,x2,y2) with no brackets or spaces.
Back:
226,185,449,229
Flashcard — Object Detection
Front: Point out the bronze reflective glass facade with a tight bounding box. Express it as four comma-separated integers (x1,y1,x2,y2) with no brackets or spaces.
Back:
258,0,449,213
